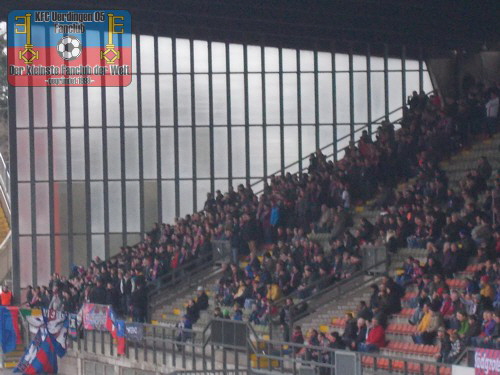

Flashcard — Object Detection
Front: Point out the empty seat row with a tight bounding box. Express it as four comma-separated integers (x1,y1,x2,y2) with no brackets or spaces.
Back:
361,356,451,375
385,341,439,356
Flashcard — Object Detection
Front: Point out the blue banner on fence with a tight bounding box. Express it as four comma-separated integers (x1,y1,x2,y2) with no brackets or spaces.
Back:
125,323,144,342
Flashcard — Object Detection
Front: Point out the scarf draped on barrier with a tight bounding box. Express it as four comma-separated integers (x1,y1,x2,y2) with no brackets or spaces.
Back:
14,309,68,374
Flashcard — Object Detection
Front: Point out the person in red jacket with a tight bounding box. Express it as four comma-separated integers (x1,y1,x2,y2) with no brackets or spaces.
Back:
358,318,386,352
0,285,13,306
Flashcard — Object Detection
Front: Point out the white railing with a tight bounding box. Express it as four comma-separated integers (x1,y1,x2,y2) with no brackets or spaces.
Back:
0,152,9,216
0,151,11,286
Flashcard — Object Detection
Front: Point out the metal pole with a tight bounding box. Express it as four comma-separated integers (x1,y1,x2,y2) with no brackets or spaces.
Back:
8,81,20,301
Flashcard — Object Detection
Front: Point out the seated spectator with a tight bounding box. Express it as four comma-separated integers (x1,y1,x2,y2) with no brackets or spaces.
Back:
358,318,386,352
327,331,345,350
291,326,305,353
471,310,497,347
175,315,192,350
356,301,373,322
409,288,431,325
233,304,243,321
449,310,467,335
434,327,451,363
299,329,320,361
413,302,444,345
447,331,464,363
480,276,495,303
195,286,209,311
348,318,367,351
213,307,223,319
463,314,481,346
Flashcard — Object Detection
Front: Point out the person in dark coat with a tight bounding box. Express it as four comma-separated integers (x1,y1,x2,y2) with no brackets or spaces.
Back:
195,286,209,311
186,299,200,323
342,312,357,347
130,282,148,322
350,318,368,351
106,282,121,313
89,279,107,305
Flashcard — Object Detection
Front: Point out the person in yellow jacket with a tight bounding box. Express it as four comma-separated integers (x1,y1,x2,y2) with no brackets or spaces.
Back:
266,283,282,302
413,302,444,345
480,276,495,300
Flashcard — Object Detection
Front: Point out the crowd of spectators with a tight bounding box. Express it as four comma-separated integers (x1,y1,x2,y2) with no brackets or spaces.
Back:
17,79,498,344
282,82,499,366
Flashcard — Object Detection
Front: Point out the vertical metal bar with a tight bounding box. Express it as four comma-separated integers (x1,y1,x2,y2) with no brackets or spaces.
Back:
313,47,320,149
100,330,104,355
99,30,110,258
162,327,166,365
207,39,215,194
182,339,186,368
331,42,338,160
383,43,389,120
119,79,127,245
83,327,87,352
92,329,96,353
225,43,233,188
125,331,129,358
8,83,20,300
296,49,303,175
134,339,138,361
82,28,92,264
278,47,285,175
366,43,372,136
348,44,355,141
261,42,268,180
152,326,157,364
418,44,424,93
45,25,55,275
172,338,176,367
64,84,74,273
153,32,163,223
109,329,113,356
243,44,251,184
401,44,407,108
135,29,145,235
192,338,196,370
172,34,181,217
189,38,198,210
28,86,37,285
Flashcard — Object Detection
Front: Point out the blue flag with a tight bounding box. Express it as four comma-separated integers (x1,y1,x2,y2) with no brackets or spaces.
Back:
0,306,18,353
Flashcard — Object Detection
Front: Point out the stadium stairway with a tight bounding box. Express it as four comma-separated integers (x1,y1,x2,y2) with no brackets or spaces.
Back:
0,343,24,370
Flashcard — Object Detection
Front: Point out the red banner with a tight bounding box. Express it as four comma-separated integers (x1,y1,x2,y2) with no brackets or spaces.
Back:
475,348,500,375
82,303,109,331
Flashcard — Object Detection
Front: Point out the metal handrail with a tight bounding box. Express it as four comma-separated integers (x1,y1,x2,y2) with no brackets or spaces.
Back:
148,240,231,314
270,257,387,312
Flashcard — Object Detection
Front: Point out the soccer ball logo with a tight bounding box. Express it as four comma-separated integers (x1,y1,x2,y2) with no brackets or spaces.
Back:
57,36,82,61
